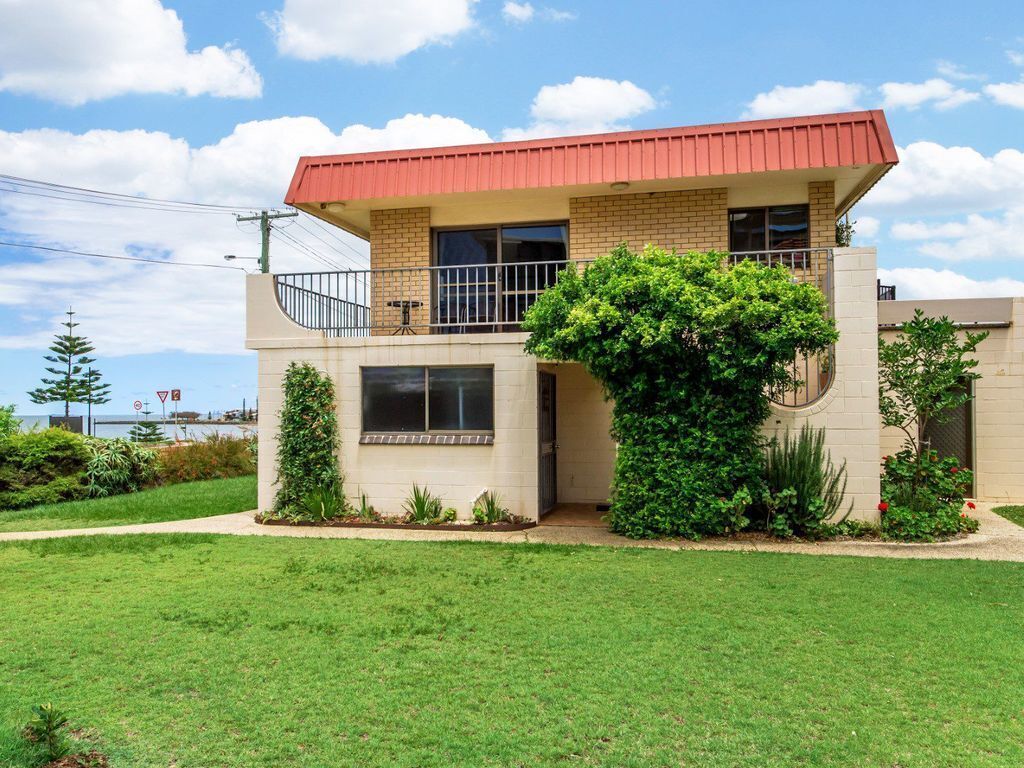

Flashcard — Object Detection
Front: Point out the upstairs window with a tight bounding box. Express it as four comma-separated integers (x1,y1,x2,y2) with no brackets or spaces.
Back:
728,205,809,253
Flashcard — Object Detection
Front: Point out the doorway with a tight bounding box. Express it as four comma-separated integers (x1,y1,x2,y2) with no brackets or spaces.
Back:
923,380,975,496
538,371,557,515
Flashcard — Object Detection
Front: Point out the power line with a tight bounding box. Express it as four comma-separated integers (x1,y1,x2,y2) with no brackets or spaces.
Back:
0,183,248,215
0,240,246,271
295,211,369,265
0,173,266,213
290,219,367,271
272,228,348,271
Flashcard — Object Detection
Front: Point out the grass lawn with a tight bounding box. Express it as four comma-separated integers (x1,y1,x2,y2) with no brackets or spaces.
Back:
1,536,1023,766
993,505,1024,527
0,475,256,533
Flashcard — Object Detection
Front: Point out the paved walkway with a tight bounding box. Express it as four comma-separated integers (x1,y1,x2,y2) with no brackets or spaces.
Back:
2,502,1023,561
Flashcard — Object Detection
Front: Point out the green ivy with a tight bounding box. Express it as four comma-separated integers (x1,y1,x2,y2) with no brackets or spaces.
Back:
273,362,341,515
523,244,838,539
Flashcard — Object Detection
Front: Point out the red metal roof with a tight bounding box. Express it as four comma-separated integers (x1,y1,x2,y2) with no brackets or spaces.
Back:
285,110,898,205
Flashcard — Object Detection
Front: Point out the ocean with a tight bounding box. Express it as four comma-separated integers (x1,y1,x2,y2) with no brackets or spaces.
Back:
15,414,257,441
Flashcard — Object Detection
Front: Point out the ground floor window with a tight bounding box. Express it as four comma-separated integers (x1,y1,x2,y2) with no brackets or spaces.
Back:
361,366,494,433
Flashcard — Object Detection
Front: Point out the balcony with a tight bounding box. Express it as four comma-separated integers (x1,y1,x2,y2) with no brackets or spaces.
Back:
274,248,834,337
272,248,835,408
877,280,896,301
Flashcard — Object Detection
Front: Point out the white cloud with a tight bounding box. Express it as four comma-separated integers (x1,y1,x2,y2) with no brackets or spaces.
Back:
985,81,1024,109
0,114,492,356
502,1,534,22
880,78,979,110
267,0,476,64
502,76,657,140
742,80,865,119
854,215,880,239
889,209,1024,263
878,267,1024,300
936,60,986,81
0,0,262,105
860,141,1024,216
1008,51,1024,67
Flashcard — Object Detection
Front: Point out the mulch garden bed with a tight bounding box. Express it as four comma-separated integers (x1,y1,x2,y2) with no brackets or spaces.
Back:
256,516,536,532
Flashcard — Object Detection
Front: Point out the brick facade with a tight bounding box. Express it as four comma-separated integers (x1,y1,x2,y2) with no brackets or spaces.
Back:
369,207,431,331
568,188,728,260
808,180,836,248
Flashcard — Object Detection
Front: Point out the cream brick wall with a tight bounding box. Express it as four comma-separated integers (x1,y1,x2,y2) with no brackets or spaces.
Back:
369,207,431,331
808,180,836,249
569,188,728,260
880,297,1024,501
540,362,615,504
765,247,881,522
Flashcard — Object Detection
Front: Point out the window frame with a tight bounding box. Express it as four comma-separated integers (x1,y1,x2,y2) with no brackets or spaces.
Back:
360,364,496,436
727,204,810,254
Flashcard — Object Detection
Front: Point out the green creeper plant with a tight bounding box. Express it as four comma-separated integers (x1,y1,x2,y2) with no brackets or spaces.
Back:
274,362,341,515
523,244,838,539
27,308,111,417
0,404,20,439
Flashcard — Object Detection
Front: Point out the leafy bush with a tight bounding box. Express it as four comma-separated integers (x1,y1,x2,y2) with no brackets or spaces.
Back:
472,491,510,524
757,425,849,538
84,437,158,497
523,244,837,539
880,449,978,541
403,485,452,525
0,404,20,439
157,433,255,485
274,363,342,516
296,480,347,522
0,429,90,511
23,703,70,763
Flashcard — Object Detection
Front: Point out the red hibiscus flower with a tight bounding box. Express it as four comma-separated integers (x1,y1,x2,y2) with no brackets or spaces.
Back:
878,502,889,512
967,501,976,510
950,467,959,474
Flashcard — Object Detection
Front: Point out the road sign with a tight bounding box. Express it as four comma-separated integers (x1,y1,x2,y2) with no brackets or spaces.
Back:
171,389,181,402
133,400,143,411
157,390,169,403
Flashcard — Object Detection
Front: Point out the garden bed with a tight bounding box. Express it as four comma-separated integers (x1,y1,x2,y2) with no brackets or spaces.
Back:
256,515,536,532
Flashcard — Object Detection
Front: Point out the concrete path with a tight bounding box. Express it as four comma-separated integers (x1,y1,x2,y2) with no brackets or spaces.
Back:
2,502,1023,561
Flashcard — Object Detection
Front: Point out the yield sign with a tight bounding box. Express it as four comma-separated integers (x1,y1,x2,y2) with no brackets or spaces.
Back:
156,390,169,403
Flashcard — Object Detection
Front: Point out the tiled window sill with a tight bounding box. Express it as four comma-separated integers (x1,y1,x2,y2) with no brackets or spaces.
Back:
359,433,494,446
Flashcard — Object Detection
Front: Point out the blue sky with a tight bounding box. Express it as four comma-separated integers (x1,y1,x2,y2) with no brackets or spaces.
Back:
1,0,1023,414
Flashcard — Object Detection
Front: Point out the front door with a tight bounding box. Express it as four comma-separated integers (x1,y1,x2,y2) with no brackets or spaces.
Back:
538,372,557,515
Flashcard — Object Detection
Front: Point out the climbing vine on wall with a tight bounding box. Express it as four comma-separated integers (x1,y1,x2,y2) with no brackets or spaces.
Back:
274,362,341,514
523,244,838,539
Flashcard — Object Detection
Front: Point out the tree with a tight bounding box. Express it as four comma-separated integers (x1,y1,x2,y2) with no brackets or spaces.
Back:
523,245,838,539
128,402,164,444
879,309,987,461
27,308,110,417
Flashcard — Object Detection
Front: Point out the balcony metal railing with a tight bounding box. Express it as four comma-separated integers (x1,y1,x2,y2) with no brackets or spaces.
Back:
877,280,896,301
273,247,835,406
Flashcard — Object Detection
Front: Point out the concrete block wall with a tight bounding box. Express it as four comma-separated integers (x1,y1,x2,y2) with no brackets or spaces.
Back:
568,188,728,259
881,297,1024,501
765,247,881,521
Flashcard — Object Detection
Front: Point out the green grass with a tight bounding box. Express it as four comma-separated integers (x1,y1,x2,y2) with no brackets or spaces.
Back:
993,505,1024,527
0,476,256,532
1,536,1023,766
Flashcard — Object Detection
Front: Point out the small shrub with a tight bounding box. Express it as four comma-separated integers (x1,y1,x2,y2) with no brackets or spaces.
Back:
355,492,378,522
0,404,20,439
472,491,509,525
0,429,90,511
297,480,347,522
24,703,70,762
757,425,849,538
880,449,978,541
84,438,158,497
157,434,255,485
403,485,444,525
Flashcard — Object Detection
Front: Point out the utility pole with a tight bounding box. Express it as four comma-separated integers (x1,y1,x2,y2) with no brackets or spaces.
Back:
235,210,297,273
